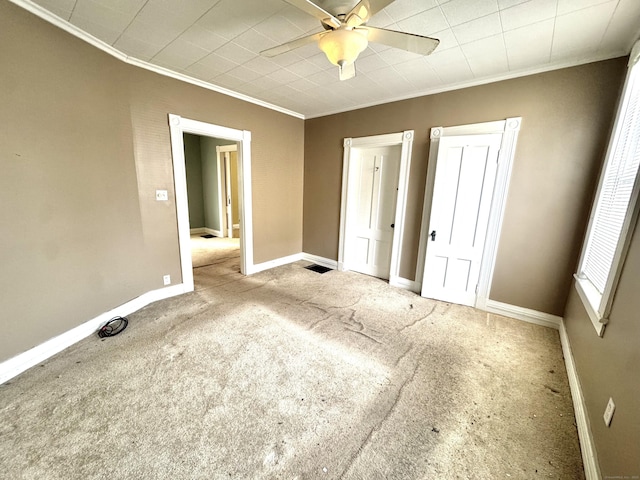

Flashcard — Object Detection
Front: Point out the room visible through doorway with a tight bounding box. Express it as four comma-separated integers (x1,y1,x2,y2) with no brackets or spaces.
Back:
168,114,253,290
183,133,241,282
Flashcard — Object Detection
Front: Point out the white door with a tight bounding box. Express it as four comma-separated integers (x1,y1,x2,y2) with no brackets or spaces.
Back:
422,134,502,305
348,145,401,279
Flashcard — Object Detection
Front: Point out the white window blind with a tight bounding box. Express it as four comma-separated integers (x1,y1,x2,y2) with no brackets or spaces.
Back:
581,66,640,293
575,42,640,336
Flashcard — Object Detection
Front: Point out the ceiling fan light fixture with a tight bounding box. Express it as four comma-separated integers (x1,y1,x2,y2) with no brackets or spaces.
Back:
318,28,368,66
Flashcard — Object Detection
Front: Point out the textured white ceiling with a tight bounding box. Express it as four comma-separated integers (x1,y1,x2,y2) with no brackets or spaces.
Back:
26,0,640,118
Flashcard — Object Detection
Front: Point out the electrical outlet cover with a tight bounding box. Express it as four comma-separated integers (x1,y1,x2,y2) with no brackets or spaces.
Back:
156,190,168,201
163,274,171,286
603,397,615,427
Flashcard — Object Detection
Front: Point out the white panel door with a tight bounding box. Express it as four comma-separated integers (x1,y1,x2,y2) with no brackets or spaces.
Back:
422,134,502,305
348,145,401,279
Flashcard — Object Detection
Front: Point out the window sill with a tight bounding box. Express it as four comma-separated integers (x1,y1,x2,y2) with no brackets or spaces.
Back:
573,275,607,337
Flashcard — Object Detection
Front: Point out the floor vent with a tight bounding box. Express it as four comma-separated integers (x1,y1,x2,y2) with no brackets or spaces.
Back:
304,264,332,274
201,234,215,238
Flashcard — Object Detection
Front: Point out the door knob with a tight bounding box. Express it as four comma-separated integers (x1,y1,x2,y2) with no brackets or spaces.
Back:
430,230,436,241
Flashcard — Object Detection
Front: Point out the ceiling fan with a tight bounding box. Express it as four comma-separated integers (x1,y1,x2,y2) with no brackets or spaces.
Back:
261,0,440,80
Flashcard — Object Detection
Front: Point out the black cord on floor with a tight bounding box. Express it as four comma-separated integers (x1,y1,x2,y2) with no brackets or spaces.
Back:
98,316,128,338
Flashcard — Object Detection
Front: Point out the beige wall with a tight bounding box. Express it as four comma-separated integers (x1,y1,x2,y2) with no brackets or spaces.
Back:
564,219,640,476
304,58,626,315
0,1,304,362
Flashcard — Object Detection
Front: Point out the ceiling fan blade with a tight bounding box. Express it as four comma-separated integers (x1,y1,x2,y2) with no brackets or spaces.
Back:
283,0,341,29
363,26,440,55
261,32,325,57
339,62,356,81
345,0,395,27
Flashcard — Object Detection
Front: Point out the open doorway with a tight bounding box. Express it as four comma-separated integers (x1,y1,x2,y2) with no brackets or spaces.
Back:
168,114,253,293
183,134,241,278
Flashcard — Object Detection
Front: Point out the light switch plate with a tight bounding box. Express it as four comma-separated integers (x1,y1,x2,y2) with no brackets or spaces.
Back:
156,190,168,201
603,397,615,427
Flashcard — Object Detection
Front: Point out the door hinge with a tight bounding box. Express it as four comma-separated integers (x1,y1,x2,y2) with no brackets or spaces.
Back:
475,284,479,294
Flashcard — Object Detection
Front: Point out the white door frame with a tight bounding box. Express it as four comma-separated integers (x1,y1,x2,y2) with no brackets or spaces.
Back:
168,114,253,290
416,118,521,308
216,144,238,238
338,131,414,285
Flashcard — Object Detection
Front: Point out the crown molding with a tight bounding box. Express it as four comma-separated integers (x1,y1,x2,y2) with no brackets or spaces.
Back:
304,51,629,119
10,0,632,121
9,0,305,120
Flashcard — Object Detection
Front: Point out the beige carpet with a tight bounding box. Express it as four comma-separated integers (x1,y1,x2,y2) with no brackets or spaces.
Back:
0,241,584,479
190,234,240,268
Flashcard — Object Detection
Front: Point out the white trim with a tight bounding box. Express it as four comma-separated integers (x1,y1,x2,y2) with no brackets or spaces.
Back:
9,0,304,120
217,145,237,153
301,253,338,269
304,52,631,119
190,227,221,236
0,284,187,385
338,131,414,281
573,275,607,336
417,118,521,310
631,40,640,67
169,114,253,283
415,127,443,290
215,146,226,235
435,120,508,136
9,0,634,122
574,47,640,336
482,300,561,330
216,145,239,239
248,253,303,275
476,117,521,309
559,320,601,480
389,275,420,292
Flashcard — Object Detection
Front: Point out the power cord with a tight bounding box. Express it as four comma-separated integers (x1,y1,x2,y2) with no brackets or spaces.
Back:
97,316,128,338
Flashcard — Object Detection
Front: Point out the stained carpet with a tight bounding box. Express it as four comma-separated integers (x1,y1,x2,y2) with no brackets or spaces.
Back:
0,241,584,479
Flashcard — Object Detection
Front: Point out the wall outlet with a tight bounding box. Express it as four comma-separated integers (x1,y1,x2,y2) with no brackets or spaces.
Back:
156,189,168,201
603,397,615,427
163,274,171,286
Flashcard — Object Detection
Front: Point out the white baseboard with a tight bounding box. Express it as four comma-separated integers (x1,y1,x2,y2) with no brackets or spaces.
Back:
190,227,223,237
247,252,339,276
482,299,562,329
247,253,303,275
389,275,420,293
0,283,188,385
559,320,601,480
301,253,338,269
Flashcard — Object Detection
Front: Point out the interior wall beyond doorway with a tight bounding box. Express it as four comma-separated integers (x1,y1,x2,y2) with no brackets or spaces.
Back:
184,134,205,228
183,133,236,235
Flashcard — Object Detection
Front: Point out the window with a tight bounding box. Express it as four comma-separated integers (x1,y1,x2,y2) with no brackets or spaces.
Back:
575,42,640,336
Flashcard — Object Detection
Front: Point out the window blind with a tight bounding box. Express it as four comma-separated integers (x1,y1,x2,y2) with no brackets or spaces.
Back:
581,66,640,294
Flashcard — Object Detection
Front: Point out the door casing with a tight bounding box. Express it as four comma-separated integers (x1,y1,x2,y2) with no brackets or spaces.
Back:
216,144,239,238
339,131,414,286
168,114,253,291
416,118,522,308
